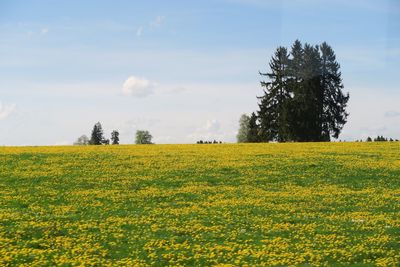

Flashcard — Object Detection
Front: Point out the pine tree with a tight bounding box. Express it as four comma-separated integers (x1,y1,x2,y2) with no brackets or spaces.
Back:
285,40,303,141
89,122,105,145
296,43,322,141
111,130,120,145
319,42,349,140
258,47,290,142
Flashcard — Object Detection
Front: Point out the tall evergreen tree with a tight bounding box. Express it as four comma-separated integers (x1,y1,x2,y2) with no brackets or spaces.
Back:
286,40,304,141
111,130,120,145
89,122,105,145
319,42,349,140
296,43,322,141
258,47,290,142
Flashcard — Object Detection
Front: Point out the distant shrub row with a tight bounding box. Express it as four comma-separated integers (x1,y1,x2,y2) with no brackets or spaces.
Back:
74,122,153,145
196,140,223,144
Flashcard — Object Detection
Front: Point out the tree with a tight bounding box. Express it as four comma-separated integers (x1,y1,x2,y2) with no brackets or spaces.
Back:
247,112,260,143
256,40,349,142
111,130,120,145
237,114,251,143
374,135,387,142
89,122,105,145
366,137,372,142
73,135,89,145
135,130,153,144
296,43,323,141
285,40,304,141
258,46,290,142
319,42,349,140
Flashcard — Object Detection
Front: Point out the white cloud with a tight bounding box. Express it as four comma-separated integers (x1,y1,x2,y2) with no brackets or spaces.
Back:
136,26,143,37
41,28,49,35
150,16,165,28
0,102,16,120
122,76,156,97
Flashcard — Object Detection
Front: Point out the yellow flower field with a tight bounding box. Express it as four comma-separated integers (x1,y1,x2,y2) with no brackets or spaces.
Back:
0,142,399,266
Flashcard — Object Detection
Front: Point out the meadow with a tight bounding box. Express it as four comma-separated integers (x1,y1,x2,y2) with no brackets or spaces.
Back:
0,142,399,266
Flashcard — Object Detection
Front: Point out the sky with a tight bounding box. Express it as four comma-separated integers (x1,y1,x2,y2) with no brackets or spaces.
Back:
0,0,399,145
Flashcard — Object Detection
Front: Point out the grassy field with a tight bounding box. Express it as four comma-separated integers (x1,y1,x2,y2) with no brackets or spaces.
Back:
0,142,399,266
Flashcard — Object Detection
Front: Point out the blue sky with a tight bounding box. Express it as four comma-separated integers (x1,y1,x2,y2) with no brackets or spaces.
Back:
0,0,399,145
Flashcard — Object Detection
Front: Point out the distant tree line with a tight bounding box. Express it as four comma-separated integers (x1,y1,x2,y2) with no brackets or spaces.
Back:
238,40,349,143
365,136,398,142
74,122,153,145
196,140,223,144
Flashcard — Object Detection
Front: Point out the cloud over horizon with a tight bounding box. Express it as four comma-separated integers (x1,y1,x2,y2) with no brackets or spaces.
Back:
122,76,156,97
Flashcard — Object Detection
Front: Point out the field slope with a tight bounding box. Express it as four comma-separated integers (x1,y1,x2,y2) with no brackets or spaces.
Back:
0,143,399,266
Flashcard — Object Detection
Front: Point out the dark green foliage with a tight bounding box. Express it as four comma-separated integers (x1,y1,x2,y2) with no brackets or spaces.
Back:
319,42,349,140
258,47,290,142
256,40,349,142
111,130,120,145
366,137,372,142
294,43,322,142
89,122,105,145
374,136,388,142
196,140,223,144
247,112,260,142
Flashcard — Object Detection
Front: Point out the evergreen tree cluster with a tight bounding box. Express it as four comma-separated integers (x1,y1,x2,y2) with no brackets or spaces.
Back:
74,122,120,145
247,40,349,142
374,136,388,142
